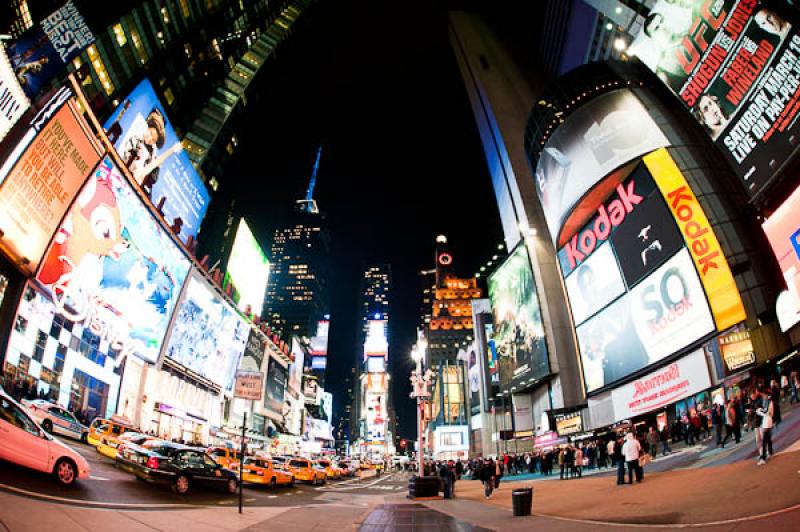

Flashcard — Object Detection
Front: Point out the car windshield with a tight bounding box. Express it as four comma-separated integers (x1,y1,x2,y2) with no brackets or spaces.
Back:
289,460,307,468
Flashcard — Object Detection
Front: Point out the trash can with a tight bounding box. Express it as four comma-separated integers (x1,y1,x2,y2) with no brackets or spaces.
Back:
511,487,533,517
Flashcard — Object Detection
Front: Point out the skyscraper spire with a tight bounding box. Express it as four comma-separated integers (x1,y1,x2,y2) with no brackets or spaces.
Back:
297,145,322,214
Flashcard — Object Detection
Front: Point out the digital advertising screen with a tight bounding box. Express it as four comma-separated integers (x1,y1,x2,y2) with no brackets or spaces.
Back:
7,1,94,98
264,357,288,413
162,272,247,389
311,356,327,370
466,342,481,411
488,244,549,391
288,337,305,396
224,218,269,315
564,242,626,327
629,0,800,198
240,328,266,372
763,182,800,331
365,392,386,442
309,320,329,357
36,156,190,365
104,79,210,241
534,89,669,244
0,93,102,271
363,319,388,360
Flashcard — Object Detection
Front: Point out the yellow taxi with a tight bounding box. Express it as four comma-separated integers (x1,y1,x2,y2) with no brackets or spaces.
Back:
241,456,294,488
284,457,326,485
96,431,156,459
87,416,134,447
207,447,243,470
316,458,342,480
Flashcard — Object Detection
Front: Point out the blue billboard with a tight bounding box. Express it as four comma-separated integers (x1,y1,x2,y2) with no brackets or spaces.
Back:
104,79,210,242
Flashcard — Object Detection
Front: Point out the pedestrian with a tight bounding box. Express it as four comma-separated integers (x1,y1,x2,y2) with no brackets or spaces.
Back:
574,446,583,478
712,402,724,446
771,382,782,429
438,462,452,499
495,456,502,489
613,435,625,485
455,459,463,481
622,432,642,484
480,459,495,498
791,371,799,404
756,389,775,466
781,373,790,402
647,426,659,459
720,400,738,447
659,425,671,455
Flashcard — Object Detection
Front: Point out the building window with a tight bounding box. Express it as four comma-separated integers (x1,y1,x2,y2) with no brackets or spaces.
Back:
163,87,175,105
87,45,115,96
129,25,149,64
112,23,127,47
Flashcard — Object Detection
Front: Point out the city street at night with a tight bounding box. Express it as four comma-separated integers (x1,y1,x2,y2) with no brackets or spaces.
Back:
3,0,800,530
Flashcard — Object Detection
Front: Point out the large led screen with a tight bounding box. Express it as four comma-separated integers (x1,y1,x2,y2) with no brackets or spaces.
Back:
363,319,388,360
564,242,625,326
0,45,30,144
224,218,269,315
629,1,800,198
264,357,287,413
763,182,800,331
162,273,247,389
309,320,329,357
534,89,669,245
104,79,210,241
0,94,102,271
488,244,549,391
288,337,305,396
36,156,190,364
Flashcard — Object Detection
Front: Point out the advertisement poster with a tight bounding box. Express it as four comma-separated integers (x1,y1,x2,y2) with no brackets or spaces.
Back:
763,182,800,330
224,218,269,315
34,156,190,365
484,323,499,385
0,95,102,271
310,320,329,356
467,342,481,410
534,89,669,244
488,244,549,390
104,79,210,241
7,1,94,98
611,349,711,420
365,392,386,442
240,328,265,371
162,273,247,388
564,242,626,326
264,357,288,413
0,45,30,143
628,248,716,362
629,0,800,197
288,337,305,397
645,148,746,330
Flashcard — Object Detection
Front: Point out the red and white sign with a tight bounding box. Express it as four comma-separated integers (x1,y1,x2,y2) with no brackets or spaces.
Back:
611,348,710,420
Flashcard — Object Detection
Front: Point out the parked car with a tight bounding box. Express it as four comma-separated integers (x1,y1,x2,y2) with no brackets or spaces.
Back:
116,440,238,495
0,389,90,486
22,399,88,442
283,457,326,485
96,431,156,459
241,456,294,488
316,458,342,479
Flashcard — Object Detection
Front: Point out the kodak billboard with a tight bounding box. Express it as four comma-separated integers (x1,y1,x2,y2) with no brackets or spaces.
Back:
643,148,746,331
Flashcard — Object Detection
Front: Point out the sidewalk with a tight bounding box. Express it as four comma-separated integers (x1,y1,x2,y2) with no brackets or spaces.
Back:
446,446,800,526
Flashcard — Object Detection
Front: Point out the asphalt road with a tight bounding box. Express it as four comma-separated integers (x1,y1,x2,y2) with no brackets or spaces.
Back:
0,440,410,510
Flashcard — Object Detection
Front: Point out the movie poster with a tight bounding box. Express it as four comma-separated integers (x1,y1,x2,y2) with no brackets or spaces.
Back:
35,157,190,365
630,0,800,197
163,273,248,390
488,244,549,391
264,357,288,413
104,79,210,241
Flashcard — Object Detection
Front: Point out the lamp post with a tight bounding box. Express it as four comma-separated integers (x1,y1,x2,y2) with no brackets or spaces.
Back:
409,339,432,477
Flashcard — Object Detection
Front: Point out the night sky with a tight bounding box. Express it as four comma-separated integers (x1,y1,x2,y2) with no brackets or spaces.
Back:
220,0,505,441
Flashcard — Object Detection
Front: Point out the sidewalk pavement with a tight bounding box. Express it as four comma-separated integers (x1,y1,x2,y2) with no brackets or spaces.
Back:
445,446,800,526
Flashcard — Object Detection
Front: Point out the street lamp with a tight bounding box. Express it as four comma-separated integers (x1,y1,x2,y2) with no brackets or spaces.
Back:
409,339,432,478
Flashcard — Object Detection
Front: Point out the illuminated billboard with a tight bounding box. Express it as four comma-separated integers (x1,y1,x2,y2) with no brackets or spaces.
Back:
534,90,669,244
763,182,800,331
104,79,210,241
224,218,269,315
488,244,549,391
0,92,102,271
162,272,247,389
7,1,94,98
363,319,388,361
629,1,800,198
288,337,305,396
0,45,30,143
310,320,329,357
311,357,327,370
36,156,190,365
264,357,288,413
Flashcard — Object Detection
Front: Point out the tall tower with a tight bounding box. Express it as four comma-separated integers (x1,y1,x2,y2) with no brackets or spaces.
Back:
264,151,331,340
423,236,482,460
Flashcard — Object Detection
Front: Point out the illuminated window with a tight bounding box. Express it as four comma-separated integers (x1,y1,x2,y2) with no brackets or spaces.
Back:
87,45,115,96
163,87,175,105
179,0,190,18
128,26,148,64
184,43,192,58
112,23,127,47
161,7,170,23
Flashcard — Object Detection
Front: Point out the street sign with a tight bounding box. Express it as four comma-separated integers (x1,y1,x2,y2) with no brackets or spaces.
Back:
234,370,263,401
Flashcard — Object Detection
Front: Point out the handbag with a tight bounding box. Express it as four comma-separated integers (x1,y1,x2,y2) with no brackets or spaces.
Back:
638,454,651,467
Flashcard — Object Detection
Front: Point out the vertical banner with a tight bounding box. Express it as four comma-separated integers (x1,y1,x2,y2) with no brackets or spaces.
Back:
7,1,95,98
0,45,30,143
643,148,746,330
